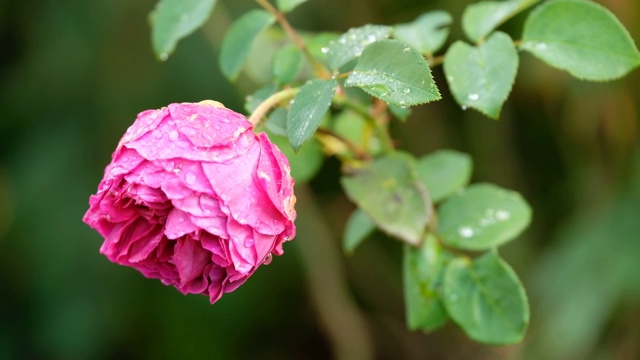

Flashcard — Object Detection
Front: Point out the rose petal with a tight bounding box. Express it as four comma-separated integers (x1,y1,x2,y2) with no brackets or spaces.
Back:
165,208,199,239
202,141,286,235
169,103,252,147
174,236,211,293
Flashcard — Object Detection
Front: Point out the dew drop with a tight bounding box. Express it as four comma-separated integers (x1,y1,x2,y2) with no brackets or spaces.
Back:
244,238,254,248
461,105,468,111
495,210,511,221
263,253,273,265
185,171,197,185
159,53,168,61
403,47,411,52
152,129,163,138
458,226,474,238
321,47,329,54
404,88,411,94
535,42,547,50
168,130,179,141
467,93,479,101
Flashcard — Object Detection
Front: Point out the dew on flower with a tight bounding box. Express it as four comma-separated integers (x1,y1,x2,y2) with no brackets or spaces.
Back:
168,130,179,141
185,171,197,185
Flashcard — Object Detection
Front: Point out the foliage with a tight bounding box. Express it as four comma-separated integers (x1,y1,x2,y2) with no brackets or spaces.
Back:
145,0,640,347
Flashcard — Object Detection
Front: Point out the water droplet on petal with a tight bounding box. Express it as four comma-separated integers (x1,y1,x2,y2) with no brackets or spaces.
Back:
168,130,179,141
263,253,273,265
185,171,197,185
152,129,163,138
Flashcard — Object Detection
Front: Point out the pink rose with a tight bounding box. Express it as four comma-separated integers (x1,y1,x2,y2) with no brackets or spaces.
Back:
83,101,296,303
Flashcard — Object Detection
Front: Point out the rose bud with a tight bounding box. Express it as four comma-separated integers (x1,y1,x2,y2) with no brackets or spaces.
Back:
83,101,296,303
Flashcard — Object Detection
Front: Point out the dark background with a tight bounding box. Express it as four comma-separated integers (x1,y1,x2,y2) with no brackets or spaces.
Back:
1,0,639,359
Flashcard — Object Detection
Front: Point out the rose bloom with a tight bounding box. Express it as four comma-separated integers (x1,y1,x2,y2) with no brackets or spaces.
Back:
83,101,296,303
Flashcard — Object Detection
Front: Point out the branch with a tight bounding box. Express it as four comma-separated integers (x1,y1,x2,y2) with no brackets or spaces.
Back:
247,87,300,125
255,0,332,79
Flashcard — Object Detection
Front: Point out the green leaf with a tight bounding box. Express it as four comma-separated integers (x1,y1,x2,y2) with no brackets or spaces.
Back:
326,25,392,70
150,0,217,60
438,183,531,250
443,252,529,345
341,152,431,245
219,10,274,81
521,0,640,81
404,235,452,331
393,10,452,56
244,82,278,113
346,39,441,107
416,150,472,203
269,133,324,184
287,79,337,151
443,32,518,119
343,209,376,254
276,0,307,13
272,44,303,84
462,0,540,43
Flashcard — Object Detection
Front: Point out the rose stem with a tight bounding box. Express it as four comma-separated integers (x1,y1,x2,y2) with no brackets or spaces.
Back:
255,0,332,79
247,87,300,126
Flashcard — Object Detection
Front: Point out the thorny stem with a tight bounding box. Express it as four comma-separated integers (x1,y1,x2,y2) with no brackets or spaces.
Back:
247,87,300,125
316,127,372,161
255,0,332,79
333,95,395,153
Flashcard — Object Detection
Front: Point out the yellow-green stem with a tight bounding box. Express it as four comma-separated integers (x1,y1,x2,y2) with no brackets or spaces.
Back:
248,87,300,125
255,0,332,79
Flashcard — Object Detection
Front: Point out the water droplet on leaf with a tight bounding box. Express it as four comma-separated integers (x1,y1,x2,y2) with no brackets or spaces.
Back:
495,210,511,221
458,226,474,238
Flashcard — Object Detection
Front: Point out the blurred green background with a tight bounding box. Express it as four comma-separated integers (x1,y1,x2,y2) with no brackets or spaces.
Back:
1,0,639,359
